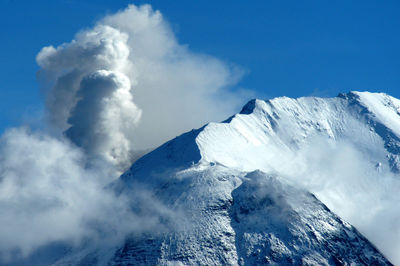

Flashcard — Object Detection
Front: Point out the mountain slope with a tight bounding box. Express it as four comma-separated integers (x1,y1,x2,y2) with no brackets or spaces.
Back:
113,168,390,265
60,91,399,265
197,91,400,173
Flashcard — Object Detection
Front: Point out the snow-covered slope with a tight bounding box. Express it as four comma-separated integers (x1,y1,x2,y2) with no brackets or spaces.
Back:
61,91,400,265
197,91,400,173
113,168,390,265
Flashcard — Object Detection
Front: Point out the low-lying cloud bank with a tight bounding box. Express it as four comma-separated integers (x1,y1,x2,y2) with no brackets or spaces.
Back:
0,128,180,263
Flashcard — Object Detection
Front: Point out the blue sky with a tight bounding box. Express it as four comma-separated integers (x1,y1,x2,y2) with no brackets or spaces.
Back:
0,0,399,133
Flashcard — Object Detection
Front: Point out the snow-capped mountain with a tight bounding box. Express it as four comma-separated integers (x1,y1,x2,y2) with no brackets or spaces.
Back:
60,91,399,265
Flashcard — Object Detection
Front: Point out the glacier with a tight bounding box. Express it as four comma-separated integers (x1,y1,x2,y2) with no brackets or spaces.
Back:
27,91,400,265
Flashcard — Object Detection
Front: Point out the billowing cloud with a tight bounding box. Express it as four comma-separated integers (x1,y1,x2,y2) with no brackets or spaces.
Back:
36,24,133,131
66,70,141,170
36,4,246,169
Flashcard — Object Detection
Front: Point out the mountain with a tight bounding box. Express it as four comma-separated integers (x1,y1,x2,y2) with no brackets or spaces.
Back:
60,91,399,265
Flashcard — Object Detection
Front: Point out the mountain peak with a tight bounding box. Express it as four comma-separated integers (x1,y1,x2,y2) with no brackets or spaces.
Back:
58,91,399,264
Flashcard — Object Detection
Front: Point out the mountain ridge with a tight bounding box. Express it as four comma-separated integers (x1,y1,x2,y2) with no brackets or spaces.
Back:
55,91,399,265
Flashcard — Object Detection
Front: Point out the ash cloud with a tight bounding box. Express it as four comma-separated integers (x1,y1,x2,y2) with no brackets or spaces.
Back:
66,70,141,170
37,4,246,168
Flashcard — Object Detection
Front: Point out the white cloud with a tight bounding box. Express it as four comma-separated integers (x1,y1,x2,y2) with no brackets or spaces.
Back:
0,128,180,263
279,138,400,264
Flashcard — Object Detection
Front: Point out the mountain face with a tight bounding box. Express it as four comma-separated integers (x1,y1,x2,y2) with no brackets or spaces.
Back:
113,169,390,265
62,91,399,265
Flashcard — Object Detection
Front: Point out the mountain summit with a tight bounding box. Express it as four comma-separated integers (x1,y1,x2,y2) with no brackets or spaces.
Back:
60,92,399,265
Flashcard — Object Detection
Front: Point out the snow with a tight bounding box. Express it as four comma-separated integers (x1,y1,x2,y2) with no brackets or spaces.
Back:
196,92,392,176
109,165,391,265
353,91,400,138
54,91,400,265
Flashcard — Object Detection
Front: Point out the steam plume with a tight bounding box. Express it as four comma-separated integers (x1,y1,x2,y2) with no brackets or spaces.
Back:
37,4,245,168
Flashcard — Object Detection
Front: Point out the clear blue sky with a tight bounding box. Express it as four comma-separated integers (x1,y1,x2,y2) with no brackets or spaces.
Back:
0,0,399,133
